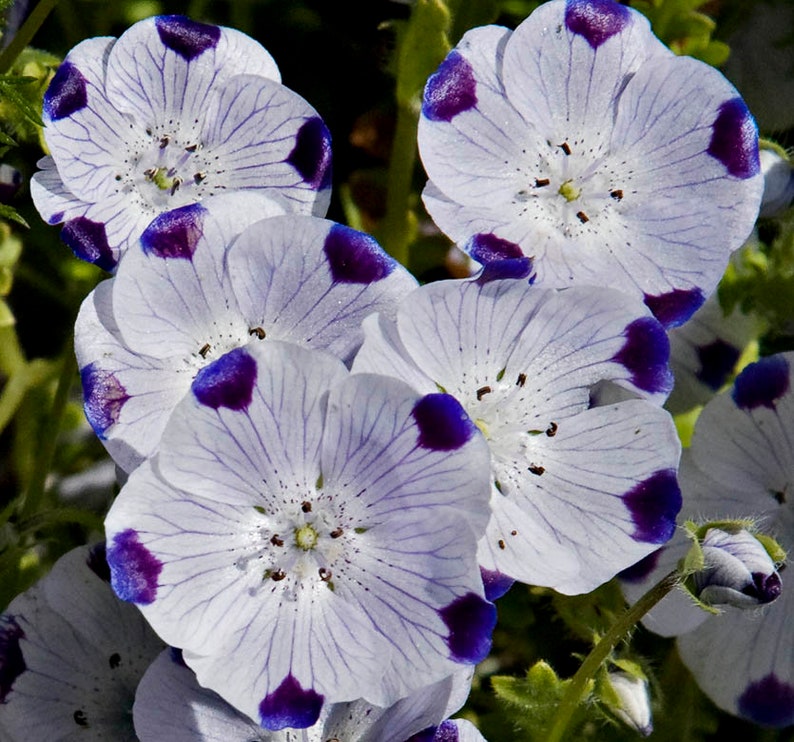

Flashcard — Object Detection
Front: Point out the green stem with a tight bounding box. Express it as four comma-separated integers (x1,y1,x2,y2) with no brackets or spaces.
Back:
0,0,62,74
545,569,681,742
0,357,54,436
18,341,76,520
378,97,420,267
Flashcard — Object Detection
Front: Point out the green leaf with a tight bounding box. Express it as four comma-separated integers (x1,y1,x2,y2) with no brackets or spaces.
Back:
0,74,44,126
0,203,28,228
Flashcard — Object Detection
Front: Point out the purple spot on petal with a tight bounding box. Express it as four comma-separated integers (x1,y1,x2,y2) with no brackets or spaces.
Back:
192,347,257,411
107,529,162,605
286,117,332,190
413,394,477,451
475,257,536,285
440,592,496,663
612,317,673,395
155,15,220,61
324,223,394,283
422,51,477,122
618,549,662,583
467,233,524,264
624,470,681,544
481,566,515,601
738,674,794,728
732,355,790,410
0,615,26,703
643,287,705,329
565,0,632,49
259,674,324,730
49,211,64,225
43,61,87,120
707,98,760,179
86,541,111,583
81,363,129,438
433,721,460,742
696,339,740,390
141,203,206,259
61,216,116,272
745,571,781,604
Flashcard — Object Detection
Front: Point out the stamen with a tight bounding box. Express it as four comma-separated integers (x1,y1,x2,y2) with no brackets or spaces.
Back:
576,210,589,223
516,373,527,387
249,327,266,339
535,177,550,187
498,539,506,550
476,385,492,400
301,501,312,513
159,135,171,149
143,168,158,181
270,534,284,547
193,172,207,184
170,177,182,195
198,343,211,358
559,142,571,155
545,421,558,437
271,569,286,581
330,528,344,538
319,567,332,582
185,143,199,152
528,464,545,475
610,189,623,201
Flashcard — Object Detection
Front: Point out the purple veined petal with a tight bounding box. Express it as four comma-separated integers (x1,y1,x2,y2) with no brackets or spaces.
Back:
43,60,88,121
707,97,760,180
440,592,496,663
192,347,257,411
201,74,333,216
80,362,130,440
154,15,221,61
226,214,418,364
564,0,633,49
140,202,207,259
107,529,163,605
61,215,116,272
422,50,478,123
611,316,673,397
737,674,794,729
480,566,515,601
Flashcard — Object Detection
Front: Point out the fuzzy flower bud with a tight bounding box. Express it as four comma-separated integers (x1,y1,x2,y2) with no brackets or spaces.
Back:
759,145,794,217
688,526,783,609
605,671,653,737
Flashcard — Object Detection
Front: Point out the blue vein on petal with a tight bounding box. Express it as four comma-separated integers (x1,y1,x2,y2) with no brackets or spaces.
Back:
324,223,394,283
612,317,673,395
192,347,257,411
155,15,221,61
259,674,324,730
440,592,496,663
108,529,162,605
141,203,206,259
707,98,760,180
62,216,116,271
43,60,87,120
413,394,476,451
732,354,790,410
643,287,705,329
422,51,477,122
564,0,632,49
287,117,333,190
696,339,740,390
738,674,794,728
81,363,129,438
624,470,681,544
0,615,26,703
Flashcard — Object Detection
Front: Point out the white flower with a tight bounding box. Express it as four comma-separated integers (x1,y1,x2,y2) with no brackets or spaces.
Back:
31,15,332,270
417,0,764,328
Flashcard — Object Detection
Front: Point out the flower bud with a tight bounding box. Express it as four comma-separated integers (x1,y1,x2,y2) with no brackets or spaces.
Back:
605,671,653,737
759,146,794,217
688,527,782,609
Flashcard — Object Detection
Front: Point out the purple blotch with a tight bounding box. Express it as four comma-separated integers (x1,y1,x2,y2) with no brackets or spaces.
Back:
565,0,632,49
475,257,536,285
467,233,524,264
643,287,705,329
86,541,111,583
738,674,794,728
81,363,129,438
732,354,790,410
61,216,116,272
696,339,740,390
43,61,87,121
618,548,662,583
141,203,206,259
405,727,438,742
746,571,781,604
440,592,496,663
286,117,333,191
169,646,188,667
612,316,673,395
433,721,459,742
259,674,324,730
707,98,760,180
422,51,477,123
324,223,395,284
192,347,257,411
107,529,162,605
480,566,515,601
0,615,26,703
624,469,681,544
413,394,477,451
49,211,64,225
155,15,221,61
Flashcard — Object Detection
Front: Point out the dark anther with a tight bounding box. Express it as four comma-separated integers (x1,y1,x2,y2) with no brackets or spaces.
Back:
170,177,182,195
545,422,558,437
185,143,199,152
301,501,312,513
114,174,122,181
529,464,545,476
498,539,506,550
319,567,332,582
610,189,623,201
510,530,517,536
516,373,527,387
476,385,492,400
270,534,284,547
271,569,286,581
559,142,571,155
199,343,211,358
159,135,171,149
193,172,207,184
108,652,121,669
330,528,344,539
144,168,157,180
773,489,787,504
535,177,550,187
576,211,589,223
74,710,88,727
249,327,266,339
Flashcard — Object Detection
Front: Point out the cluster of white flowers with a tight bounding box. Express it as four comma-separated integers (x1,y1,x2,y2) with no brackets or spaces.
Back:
2,0,789,738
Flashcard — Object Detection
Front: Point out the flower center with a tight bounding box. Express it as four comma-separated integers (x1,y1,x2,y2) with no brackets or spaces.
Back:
558,179,581,202
294,523,319,551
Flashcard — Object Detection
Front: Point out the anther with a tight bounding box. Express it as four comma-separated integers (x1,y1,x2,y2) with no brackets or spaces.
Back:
270,534,284,547
330,528,344,539
476,385,492,400
559,142,571,155
301,501,312,513
185,143,199,152
159,135,171,149
249,327,266,339
610,189,623,201
193,172,207,184
170,177,182,195
271,569,286,581
529,464,545,476
545,422,558,437
498,539,506,550
535,177,550,187
143,168,158,181
576,210,589,223
516,373,527,387
319,567,332,582
198,343,211,358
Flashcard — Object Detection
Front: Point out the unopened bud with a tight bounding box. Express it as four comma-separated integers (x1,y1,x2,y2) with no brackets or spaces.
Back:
605,671,653,737
759,145,794,217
